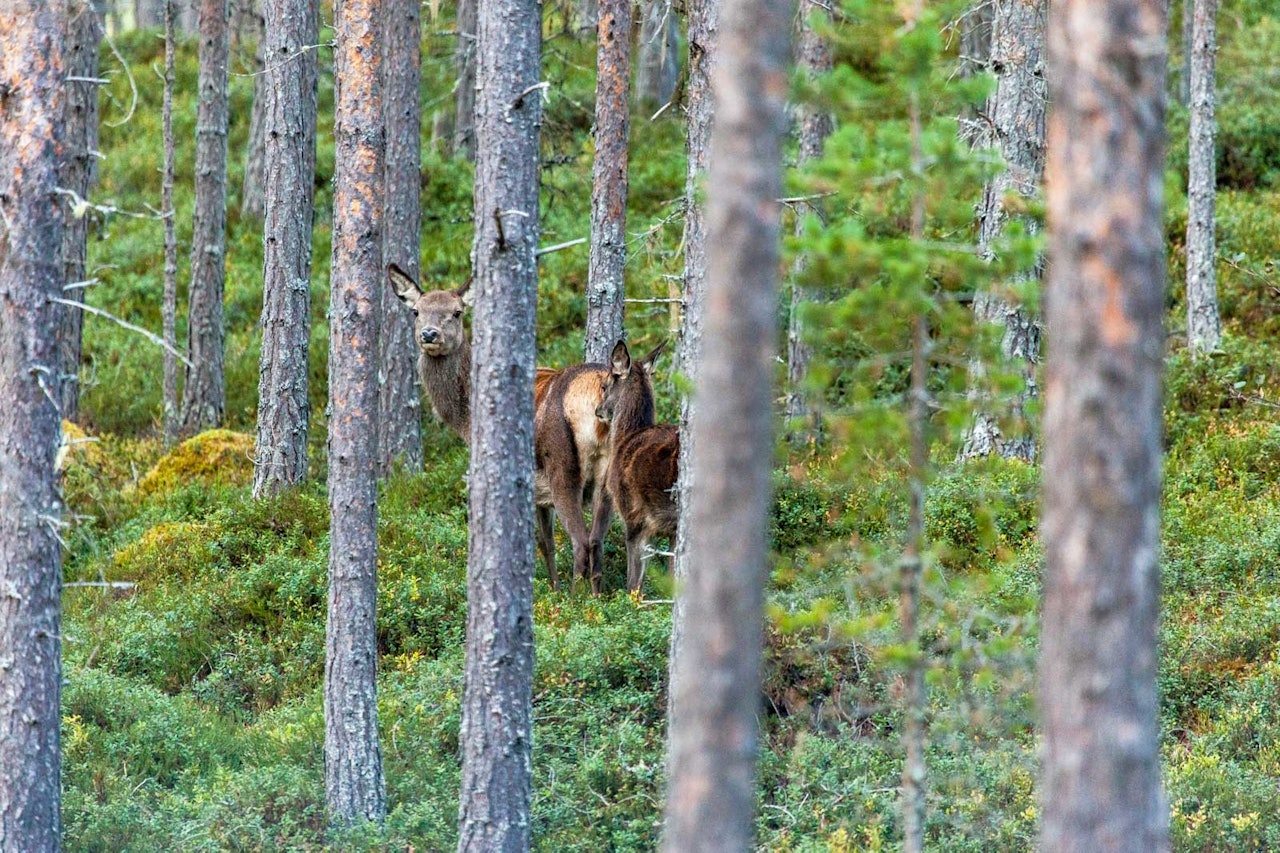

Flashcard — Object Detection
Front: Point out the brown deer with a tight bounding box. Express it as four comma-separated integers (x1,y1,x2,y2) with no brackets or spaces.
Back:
596,339,678,593
387,264,612,592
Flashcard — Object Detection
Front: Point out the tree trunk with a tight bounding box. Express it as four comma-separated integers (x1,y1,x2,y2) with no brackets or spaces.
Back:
137,0,164,27
180,0,230,435
635,0,679,109
163,0,180,444
456,0,541,845
960,0,1047,463
1185,0,1220,353
0,3,66,847
1179,0,1192,106
240,1,267,220
378,0,424,475
583,0,632,363
783,0,832,444
59,0,105,421
452,0,478,160
253,0,318,496
960,0,994,78
662,0,789,844
666,0,717,766
326,0,387,826
1040,0,1170,850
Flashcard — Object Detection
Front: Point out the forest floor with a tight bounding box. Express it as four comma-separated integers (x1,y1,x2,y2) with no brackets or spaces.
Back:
60,13,1280,851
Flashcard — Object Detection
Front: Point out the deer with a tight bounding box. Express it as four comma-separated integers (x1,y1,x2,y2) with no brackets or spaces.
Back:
595,339,679,593
387,263,613,593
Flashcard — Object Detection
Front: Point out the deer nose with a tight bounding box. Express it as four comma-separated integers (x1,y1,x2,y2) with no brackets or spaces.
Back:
421,328,440,344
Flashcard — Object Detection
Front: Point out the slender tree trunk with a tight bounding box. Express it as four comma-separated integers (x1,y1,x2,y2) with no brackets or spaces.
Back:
240,2,268,220
456,0,542,844
577,0,598,33
1040,0,1170,850
137,0,164,27
1185,0,1220,353
452,0,478,160
0,3,67,847
253,0,318,496
379,0,424,474
783,0,832,443
960,0,1047,463
1179,0,1192,106
635,0,679,109
163,0,180,444
583,0,632,363
326,0,387,826
960,0,994,77
666,0,718,770
180,0,230,435
59,0,105,421
662,0,790,844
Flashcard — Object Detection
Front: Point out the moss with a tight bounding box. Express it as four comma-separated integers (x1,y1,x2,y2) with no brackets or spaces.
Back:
111,521,220,584
134,429,255,497
57,420,102,471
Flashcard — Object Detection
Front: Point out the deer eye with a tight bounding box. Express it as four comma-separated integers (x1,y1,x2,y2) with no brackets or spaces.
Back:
411,308,419,316
452,309,462,319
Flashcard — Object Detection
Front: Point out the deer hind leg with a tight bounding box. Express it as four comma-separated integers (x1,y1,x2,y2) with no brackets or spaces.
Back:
586,482,613,595
536,505,558,590
550,483,593,593
625,525,649,593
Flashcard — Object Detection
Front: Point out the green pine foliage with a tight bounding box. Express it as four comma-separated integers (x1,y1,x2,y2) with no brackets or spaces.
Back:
60,0,1280,848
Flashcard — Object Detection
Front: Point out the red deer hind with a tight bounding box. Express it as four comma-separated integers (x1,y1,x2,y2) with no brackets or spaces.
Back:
596,339,678,593
387,264,613,592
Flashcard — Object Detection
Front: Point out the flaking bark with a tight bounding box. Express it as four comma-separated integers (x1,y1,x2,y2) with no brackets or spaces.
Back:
325,0,387,825
1040,0,1170,849
252,0,318,496
0,2,67,847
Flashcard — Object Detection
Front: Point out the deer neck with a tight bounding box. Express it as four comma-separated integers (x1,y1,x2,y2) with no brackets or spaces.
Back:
610,378,656,444
420,339,471,441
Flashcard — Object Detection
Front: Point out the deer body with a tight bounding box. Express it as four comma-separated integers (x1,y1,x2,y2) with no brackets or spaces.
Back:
597,340,678,592
388,264,611,591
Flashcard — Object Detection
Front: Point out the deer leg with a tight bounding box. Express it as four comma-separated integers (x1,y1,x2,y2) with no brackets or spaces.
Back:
587,483,613,595
550,483,593,593
536,504,558,590
626,527,649,593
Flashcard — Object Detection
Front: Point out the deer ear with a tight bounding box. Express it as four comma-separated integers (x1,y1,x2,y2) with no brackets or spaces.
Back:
388,264,422,305
453,277,474,307
610,340,631,376
641,339,668,372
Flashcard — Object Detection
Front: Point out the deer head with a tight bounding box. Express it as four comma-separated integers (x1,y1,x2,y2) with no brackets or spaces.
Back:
596,339,668,425
387,263,471,359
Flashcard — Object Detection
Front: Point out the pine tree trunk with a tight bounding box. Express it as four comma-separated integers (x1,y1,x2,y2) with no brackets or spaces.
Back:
59,0,105,421
378,0,424,475
137,0,164,27
666,0,717,762
635,0,678,109
163,0,180,444
1185,0,1220,353
180,0,230,435
1179,0,1193,106
960,0,1047,463
456,0,542,843
783,0,832,443
583,0,632,363
960,0,993,77
1040,0,1170,849
325,0,387,826
0,3,67,847
662,0,789,843
240,2,267,220
452,0,478,160
253,0,318,496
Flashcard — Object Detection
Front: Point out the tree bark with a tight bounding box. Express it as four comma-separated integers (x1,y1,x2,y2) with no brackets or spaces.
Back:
253,0,318,496
1179,0,1192,106
783,0,832,443
666,0,718,764
325,0,387,826
180,0,230,435
583,0,632,363
455,0,541,844
239,1,267,220
452,0,478,160
1040,1,1170,850
635,0,679,109
58,0,105,421
163,0,180,444
960,0,994,78
960,0,1047,463
662,0,790,844
378,0,424,475
1185,0,1220,353
0,3,67,848
137,0,164,27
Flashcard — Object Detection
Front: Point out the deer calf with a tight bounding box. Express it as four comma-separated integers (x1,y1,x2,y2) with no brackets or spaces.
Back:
388,264,612,592
596,340,678,593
